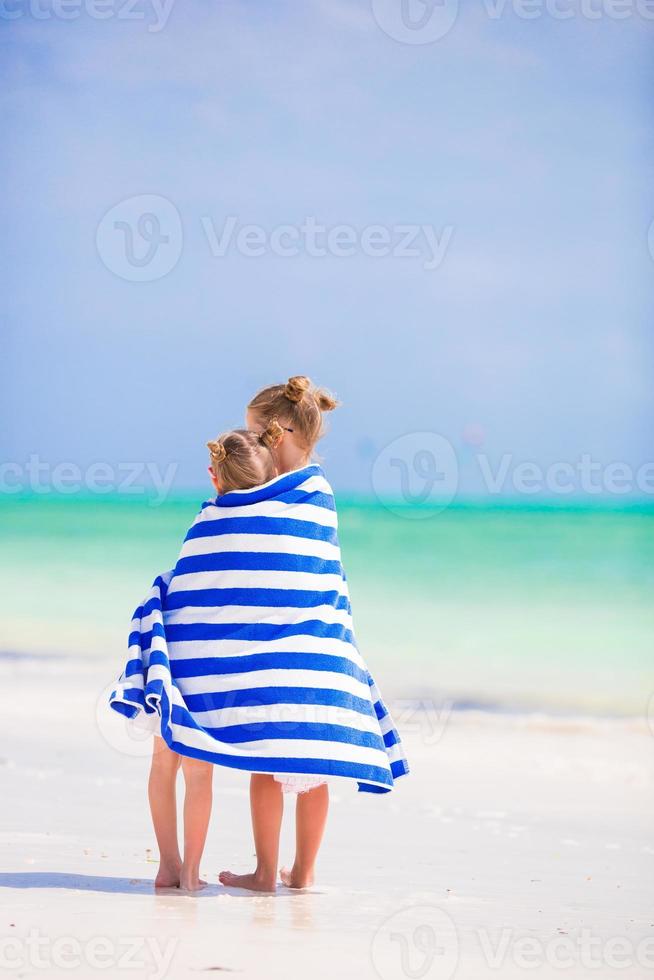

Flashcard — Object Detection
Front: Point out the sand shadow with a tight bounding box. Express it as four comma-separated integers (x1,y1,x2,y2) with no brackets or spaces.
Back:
0,872,219,896
0,872,320,898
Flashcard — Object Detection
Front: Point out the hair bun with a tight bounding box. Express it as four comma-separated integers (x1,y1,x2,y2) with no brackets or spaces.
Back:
284,375,311,403
207,439,227,464
315,388,339,412
260,417,284,450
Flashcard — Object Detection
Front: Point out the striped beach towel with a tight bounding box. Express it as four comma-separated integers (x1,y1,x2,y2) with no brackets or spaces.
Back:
109,464,408,793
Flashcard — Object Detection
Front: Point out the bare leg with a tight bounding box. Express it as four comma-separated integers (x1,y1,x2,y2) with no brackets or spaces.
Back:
280,783,329,889
179,757,213,891
148,736,182,887
219,774,283,892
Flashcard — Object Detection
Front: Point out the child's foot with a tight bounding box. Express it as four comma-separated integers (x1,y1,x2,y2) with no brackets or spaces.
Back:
179,866,208,891
280,865,314,889
154,862,182,888
218,869,277,893
179,879,207,892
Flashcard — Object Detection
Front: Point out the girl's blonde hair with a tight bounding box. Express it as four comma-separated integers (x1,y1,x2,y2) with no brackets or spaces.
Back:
207,421,283,493
247,375,339,452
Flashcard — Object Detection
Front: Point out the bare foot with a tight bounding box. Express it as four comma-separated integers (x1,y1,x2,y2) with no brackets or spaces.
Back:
154,863,181,888
280,865,314,889
179,879,208,892
219,869,276,893
179,868,208,892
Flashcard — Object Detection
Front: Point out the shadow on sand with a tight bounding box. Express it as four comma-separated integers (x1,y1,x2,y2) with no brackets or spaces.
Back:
0,872,314,898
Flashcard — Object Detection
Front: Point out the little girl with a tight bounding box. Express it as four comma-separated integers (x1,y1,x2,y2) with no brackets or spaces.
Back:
110,377,408,892
112,425,280,891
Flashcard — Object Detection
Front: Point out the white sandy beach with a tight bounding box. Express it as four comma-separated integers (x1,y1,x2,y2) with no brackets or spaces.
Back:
1,655,653,980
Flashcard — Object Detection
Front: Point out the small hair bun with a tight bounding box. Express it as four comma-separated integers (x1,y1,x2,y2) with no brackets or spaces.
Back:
260,417,284,450
207,439,227,464
315,388,339,412
284,375,311,403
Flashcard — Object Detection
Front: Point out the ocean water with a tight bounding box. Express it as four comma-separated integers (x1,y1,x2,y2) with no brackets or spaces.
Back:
1,496,652,717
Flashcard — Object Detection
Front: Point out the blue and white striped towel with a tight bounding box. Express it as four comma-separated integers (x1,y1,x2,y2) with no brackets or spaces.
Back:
109,464,409,793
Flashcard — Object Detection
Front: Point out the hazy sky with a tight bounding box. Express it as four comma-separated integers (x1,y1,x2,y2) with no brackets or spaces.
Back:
2,0,653,501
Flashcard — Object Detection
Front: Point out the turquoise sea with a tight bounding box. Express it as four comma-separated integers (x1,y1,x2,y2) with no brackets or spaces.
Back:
1,496,652,717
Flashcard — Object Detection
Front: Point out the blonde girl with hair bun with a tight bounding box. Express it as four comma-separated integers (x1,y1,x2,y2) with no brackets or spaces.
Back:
217,376,408,894
140,421,283,891
206,423,283,495
245,375,339,476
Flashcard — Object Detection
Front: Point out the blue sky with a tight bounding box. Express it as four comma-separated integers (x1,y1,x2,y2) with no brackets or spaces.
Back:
2,0,653,500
